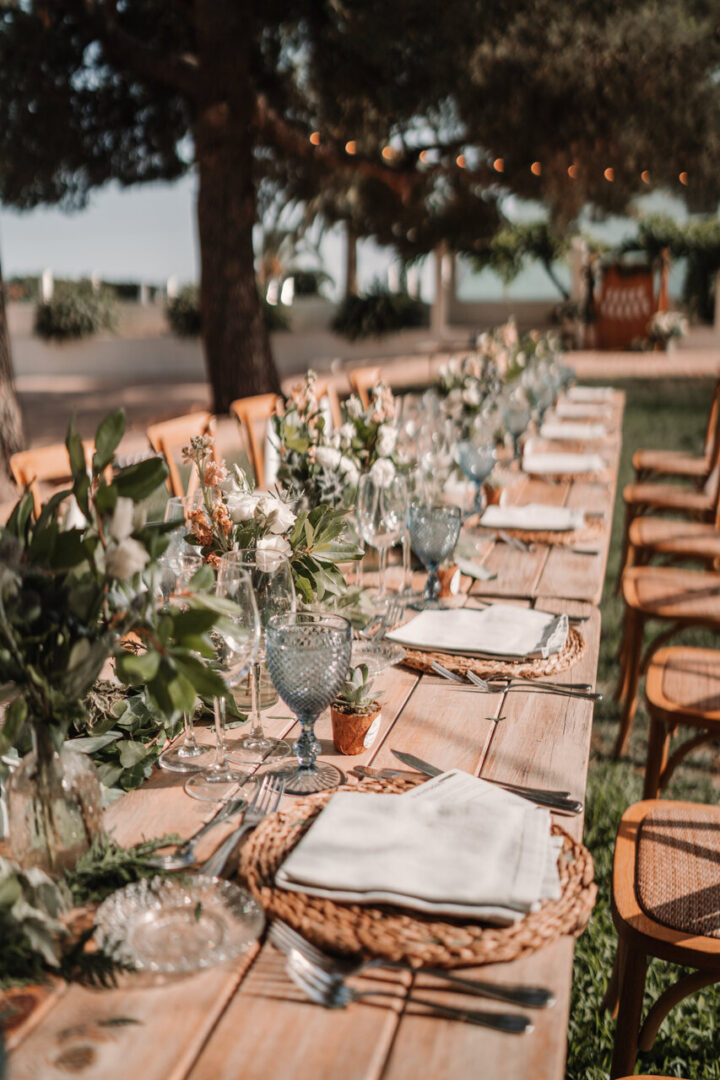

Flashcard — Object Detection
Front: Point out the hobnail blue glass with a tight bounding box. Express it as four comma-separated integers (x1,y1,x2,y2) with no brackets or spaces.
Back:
456,440,496,517
265,613,352,794
408,504,462,605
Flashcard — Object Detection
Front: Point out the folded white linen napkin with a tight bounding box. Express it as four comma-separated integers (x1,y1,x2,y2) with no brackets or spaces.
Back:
480,503,586,532
555,401,611,420
522,450,605,476
567,386,614,402
275,770,561,923
386,604,568,660
539,421,607,442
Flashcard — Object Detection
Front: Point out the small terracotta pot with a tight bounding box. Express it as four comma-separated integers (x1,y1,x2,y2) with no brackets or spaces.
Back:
330,703,382,755
484,482,503,507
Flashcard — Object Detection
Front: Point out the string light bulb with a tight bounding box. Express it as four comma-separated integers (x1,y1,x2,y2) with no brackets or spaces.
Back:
493,158,504,173
641,170,651,184
530,161,542,176
604,167,615,182
567,164,578,179
456,154,466,168
381,146,395,161
679,171,688,185
419,149,429,163
345,140,357,155
309,131,320,146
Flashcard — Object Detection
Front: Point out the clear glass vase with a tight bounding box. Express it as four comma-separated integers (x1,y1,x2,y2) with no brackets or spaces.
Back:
7,723,103,875
231,661,278,710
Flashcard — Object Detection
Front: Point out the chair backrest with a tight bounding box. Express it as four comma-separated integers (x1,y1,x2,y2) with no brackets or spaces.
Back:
229,394,281,490
146,411,216,497
348,366,382,410
10,441,94,517
312,378,343,430
703,378,720,458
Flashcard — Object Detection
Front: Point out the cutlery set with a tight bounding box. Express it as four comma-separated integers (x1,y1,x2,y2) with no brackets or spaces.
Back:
429,659,601,702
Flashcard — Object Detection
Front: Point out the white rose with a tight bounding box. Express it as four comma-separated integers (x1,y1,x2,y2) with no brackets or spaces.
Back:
339,455,360,486
226,492,260,522
370,457,396,487
339,423,355,444
462,383,481,407
255,534,293,572
315,446,342,470
376,424,397,457
345,395,363,419
106,537,150,580
448,387,463,406
110,496,135,542
257,494,297,534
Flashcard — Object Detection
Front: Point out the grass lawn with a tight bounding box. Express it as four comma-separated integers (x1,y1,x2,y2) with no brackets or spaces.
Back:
566,376,720,1080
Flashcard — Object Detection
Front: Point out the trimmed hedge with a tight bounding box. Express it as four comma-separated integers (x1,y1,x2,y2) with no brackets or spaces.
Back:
34,283,118,342
331,282,428,340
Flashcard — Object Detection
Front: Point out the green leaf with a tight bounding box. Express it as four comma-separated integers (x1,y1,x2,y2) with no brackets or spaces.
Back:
52,529,88,568
173,653,227,699
170,608,217,639
114,457,168,502
5,490,34,539
94,482,118,518
115,650,161,685
65,415,86,484
118,740,153,769
294,574,314,604
0,696,27,752
93,410,125,472
70,732,122,754
166,671,197,716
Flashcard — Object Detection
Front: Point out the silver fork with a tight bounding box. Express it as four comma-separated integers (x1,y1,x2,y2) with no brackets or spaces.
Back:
199,774,285,876
375,601,403,640
270,919,554,1009
465,670,595,695
147,790,252,871
286,950,533,1034
431,660,598,700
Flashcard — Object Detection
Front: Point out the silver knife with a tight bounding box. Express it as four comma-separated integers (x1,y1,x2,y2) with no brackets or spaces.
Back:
390,750,582,814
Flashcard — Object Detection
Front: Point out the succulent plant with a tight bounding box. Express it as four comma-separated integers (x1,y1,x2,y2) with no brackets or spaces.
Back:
333,663,378,714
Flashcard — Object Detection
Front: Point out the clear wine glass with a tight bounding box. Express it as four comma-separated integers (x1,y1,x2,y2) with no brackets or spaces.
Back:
408,503,462,606
163,491,204,559
265,612,352,795
356,473,408,608
184,564,261,802
503,385,531,461
157,552,216,773
220,550,296,767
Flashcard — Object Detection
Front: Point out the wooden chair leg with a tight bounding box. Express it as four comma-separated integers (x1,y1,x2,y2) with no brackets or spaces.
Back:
643,716,669,799
602,938,627,1018
615,513,633,596
614,612,644,758
638,971,720,1051
614,607,633,703
610,946,648,1079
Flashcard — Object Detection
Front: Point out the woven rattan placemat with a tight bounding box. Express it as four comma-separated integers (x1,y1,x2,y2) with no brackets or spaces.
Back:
476,518,605,549
241,775,596,969
399,624,586,680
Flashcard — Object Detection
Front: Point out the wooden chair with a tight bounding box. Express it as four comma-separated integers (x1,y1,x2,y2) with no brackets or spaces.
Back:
624,512,720,576
606,799,720,1078
313,378,342,430
146,411,216,497
10,441,94,516
229,393,281,490
643,646,720,799
348,366,382,409
614,565,720,756
632,379,720,484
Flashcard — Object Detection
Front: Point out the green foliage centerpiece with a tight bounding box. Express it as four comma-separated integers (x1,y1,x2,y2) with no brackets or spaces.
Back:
0,410,230,875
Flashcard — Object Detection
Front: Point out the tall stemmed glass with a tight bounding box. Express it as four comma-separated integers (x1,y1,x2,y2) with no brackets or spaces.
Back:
408,503,462,607
163,491,204,558
503,385,531,461
157,552,215,773
221,550,296,767
265,613,352,795
356,473,408,609
456,412,496,519
184,564,260,802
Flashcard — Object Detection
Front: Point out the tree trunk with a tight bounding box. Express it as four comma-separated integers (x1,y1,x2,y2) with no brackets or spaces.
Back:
344,223,358,298
195,0,280,414
0,256,25,478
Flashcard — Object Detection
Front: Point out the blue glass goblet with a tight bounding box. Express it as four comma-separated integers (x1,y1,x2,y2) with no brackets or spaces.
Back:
456,440,496,518
265,613,352,795
408,504,462,606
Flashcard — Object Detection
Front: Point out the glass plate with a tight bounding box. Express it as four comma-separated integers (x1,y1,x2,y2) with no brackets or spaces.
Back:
351,639,406,677
94,875,265,973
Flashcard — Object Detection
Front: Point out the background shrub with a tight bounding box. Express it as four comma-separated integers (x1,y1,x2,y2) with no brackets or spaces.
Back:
34,282,118,341
292,268,333,298
331,282,428,340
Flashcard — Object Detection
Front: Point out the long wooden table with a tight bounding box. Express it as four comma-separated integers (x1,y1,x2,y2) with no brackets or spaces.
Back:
7,393,624,1080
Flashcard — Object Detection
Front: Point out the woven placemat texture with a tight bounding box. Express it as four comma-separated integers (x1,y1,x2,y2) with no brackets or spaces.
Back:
400,624,586,680
241,775,596,968
476,519,605,549
636,803,720,939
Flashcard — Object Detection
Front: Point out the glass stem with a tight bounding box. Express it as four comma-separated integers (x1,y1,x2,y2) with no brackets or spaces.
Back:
182,712,198,751
213,697,228,770
356,551,364,589
249,661,265,741
294,716,318,773
377,545,388,603
425,565,440,601
401,532,411,592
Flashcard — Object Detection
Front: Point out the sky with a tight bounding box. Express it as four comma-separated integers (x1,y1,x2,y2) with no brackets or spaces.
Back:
0,174,692,302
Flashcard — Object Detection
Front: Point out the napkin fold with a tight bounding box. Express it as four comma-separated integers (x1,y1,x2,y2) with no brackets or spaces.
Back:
567,386,614,402
522,450,606,476
386,604,569,660
555,401,611,420
539,421,607,442
480,503,585,532
275,770,561,923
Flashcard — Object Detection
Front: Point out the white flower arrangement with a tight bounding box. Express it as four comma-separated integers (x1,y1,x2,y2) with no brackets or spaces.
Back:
649,310,688,345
